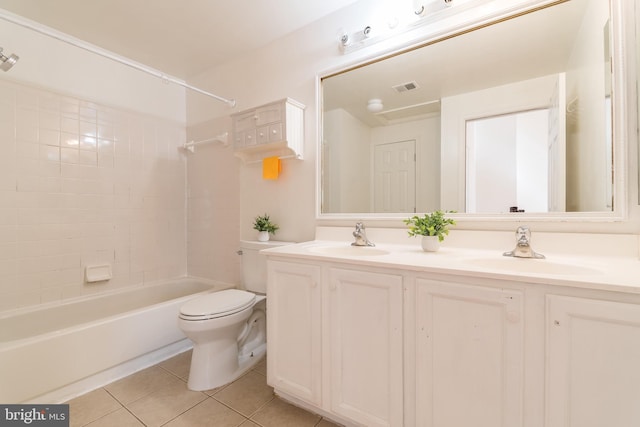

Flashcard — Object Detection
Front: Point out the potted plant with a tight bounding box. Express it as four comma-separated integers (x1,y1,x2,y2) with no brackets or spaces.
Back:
253,213,279,242
403,210,456,252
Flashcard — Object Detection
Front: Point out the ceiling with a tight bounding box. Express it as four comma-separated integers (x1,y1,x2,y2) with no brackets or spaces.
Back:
323,0,589,127
0,0,358,79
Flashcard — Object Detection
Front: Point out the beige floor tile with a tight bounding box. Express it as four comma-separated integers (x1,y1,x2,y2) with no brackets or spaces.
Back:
239,420,261,427
85,408,144,427
252,357,267,377
316,418,343,427
105,365,179,404
67,388,121,427
163,397,247,427
250,397,321,427
213,371,275,417
159,350,193,380
126,376,207,427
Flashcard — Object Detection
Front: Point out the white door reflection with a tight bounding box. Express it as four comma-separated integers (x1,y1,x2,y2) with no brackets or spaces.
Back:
466,109,552,213
373,140,416,213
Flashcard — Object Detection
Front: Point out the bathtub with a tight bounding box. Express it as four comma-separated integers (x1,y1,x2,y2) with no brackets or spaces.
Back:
0,278,231,403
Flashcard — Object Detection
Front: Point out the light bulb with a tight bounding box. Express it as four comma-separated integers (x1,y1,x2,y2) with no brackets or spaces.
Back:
367,99,384,113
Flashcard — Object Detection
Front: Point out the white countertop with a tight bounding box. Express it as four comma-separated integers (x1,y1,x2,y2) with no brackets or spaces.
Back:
263,239,640,295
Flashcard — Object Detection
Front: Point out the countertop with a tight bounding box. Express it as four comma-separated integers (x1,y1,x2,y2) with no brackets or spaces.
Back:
263,239,640,294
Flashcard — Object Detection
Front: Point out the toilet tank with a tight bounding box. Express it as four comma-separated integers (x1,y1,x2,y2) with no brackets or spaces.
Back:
240,240,295,293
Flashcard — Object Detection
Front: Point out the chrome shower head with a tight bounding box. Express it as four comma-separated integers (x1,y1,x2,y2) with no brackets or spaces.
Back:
0,47,18,72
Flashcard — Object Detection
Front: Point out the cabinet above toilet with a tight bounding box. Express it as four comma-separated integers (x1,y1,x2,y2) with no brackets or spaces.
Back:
231,98,304,163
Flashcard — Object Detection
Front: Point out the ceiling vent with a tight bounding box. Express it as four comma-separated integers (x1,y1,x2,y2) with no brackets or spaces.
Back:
392,81,420,93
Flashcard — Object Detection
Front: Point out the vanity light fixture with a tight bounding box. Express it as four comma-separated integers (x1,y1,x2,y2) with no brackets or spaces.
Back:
340,0,463,54
0,47,18,71
367,98,384,113
340,25,373,48
415,0,454,16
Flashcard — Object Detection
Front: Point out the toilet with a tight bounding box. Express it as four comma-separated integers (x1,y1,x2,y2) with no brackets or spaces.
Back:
178,240,293,391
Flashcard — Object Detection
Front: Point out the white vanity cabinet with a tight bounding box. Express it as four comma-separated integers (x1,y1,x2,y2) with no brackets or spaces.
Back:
266,259,404,427
266,250,640,427
546,295,640,427
266,260,322,406
327,268,404,427
413,278,524,427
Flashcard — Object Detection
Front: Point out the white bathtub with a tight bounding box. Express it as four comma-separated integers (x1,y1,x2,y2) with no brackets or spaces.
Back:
0,278,231,403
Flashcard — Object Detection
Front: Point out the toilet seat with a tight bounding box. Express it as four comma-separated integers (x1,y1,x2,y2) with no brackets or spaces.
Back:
179,289,256,321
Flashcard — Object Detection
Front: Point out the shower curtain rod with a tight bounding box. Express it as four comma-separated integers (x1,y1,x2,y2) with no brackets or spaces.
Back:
0,9,236,107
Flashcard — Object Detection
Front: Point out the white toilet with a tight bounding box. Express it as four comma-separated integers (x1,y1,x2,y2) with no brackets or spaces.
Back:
178,240,292,391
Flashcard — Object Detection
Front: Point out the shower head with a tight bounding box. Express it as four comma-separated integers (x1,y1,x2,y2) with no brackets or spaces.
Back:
0,47,18,72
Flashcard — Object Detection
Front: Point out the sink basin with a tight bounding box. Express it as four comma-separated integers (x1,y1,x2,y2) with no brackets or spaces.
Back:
308,245,390,257
465,257,603,275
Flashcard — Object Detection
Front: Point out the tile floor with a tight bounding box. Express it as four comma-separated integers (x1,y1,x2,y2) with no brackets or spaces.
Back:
65,350,340,427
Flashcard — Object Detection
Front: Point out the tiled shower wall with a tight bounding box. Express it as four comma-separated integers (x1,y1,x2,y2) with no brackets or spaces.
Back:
0,79,187,312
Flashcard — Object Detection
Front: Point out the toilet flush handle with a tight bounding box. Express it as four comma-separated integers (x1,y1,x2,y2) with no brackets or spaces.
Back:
236,250,243,255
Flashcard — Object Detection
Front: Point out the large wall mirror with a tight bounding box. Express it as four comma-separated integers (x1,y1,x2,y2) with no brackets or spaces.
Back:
320,0,618,218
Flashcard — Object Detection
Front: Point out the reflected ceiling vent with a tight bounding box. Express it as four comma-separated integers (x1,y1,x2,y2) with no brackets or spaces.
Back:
392,81,420,93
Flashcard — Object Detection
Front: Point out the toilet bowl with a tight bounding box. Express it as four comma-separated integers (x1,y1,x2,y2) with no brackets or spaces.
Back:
178,240,293,391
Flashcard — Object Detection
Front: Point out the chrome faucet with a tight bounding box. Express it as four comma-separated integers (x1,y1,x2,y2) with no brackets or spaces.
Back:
352,222,375,247
503,226,545,259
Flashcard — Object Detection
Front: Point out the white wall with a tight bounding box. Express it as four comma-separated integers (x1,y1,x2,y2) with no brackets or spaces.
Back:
565,0,611,212
0,18,188,311
323,108,371,213
184,0,394,277
0,18,186,123
186,116,241,285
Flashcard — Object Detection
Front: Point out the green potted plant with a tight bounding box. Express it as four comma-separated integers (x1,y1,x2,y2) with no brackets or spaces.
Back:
253,213,279,242
403,210,456,252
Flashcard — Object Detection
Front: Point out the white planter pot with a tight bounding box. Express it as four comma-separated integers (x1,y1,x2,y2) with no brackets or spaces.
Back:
421,235,440,252
257,231,270,242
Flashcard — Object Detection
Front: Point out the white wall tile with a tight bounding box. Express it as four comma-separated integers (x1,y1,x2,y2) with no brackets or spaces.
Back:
0,80,187,311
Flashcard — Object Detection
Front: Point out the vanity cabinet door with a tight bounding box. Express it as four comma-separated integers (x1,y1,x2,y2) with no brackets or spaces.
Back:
415,279,524,427
327,268,403,427
267,260,322,406
546,295,640,427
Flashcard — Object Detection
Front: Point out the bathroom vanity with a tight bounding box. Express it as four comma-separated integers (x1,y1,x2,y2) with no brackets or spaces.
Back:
264,230,640,427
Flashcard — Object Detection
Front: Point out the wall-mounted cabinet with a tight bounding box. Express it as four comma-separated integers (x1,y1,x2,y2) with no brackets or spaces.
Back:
232,98,304,163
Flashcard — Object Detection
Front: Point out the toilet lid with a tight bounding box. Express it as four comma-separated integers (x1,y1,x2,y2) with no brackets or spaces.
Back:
179,289,256,320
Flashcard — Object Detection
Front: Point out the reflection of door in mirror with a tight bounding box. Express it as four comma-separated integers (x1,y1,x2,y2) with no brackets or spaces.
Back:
466,110,551,214
373,140,416,213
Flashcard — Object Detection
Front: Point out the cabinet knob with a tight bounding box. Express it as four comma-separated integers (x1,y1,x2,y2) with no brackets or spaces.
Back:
259,132,264,137
272,129,277,134
247,135,252,139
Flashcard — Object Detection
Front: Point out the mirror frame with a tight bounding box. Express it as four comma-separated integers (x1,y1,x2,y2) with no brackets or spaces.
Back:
316,0,635,229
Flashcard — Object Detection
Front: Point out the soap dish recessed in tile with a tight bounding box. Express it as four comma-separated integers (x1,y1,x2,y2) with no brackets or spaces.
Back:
85,264,112,283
